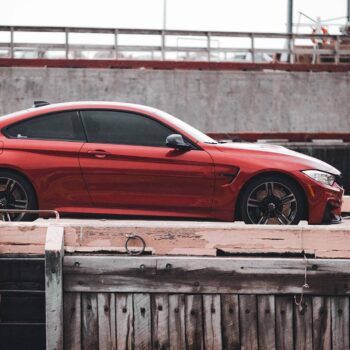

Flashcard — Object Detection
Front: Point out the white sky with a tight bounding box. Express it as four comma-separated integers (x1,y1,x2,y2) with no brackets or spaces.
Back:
0,0,347,59
0,0,348,33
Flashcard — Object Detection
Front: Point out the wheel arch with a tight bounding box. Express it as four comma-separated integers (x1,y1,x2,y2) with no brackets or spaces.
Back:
234,171,309,221
0,167,39,209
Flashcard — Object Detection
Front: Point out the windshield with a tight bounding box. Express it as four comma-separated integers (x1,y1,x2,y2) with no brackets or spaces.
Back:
155,109,217,144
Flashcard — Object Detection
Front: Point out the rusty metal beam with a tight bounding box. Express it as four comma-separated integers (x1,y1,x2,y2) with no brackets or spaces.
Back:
1,58,350,72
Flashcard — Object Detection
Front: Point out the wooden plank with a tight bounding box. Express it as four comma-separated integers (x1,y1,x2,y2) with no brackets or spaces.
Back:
82,293,98,350
66,272,350,294
203,294,222,350
221,294,240,350
294,295,313,350
63,292,81,350
65,255,350,276
68,223,305,256
312,297,331,350
0,224,47,255
343,195,350,212
275,296,294,350
185,294,204,350
45,225,64,350
64,256,350,295
239,295,258,350
116,293,134,350
151,294,169,350
257,295,275,350
98,293,116,350
3,218,350,258
331,296,350,350
0,244,45,254
168,294,185,350
134,293,151,350
64,256,157,274
60,220,350,258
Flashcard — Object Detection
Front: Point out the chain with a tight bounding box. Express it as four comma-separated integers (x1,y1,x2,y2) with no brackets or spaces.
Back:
294,252,310,309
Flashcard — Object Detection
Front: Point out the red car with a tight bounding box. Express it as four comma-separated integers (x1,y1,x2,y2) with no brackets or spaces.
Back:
0,101,343,224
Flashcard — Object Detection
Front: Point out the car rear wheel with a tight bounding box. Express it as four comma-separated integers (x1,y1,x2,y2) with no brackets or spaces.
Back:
0,171,37,221
241,175,304,225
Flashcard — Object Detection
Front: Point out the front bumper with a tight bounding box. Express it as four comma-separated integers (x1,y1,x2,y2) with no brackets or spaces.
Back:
322,199,343,224
302,177,344,225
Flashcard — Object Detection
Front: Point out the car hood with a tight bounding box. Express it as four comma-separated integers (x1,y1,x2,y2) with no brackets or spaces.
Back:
214,142,341,175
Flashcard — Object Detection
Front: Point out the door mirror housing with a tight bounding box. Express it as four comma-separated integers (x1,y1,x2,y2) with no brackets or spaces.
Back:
166,134,191,150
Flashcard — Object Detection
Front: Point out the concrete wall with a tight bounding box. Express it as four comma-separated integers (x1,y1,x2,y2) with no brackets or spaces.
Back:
0,67,349,132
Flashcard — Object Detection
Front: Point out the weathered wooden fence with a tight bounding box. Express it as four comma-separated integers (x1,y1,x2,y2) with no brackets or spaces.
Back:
38,222,350,350
62,255,350,350
3,220,350,349
62,292,350,350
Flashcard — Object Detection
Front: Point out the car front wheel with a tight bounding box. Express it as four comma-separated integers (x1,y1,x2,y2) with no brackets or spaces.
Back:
241,175,305,225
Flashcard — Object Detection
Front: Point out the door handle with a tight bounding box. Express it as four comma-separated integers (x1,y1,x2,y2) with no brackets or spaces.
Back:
87,150,110,159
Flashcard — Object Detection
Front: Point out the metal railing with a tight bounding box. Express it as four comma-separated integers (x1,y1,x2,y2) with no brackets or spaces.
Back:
0,25,350,64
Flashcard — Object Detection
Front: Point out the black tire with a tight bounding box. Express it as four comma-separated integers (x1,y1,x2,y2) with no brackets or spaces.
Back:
240,174,304,225
0,170,37,222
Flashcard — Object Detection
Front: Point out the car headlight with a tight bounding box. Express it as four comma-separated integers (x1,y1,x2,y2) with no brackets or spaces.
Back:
302,170,335,186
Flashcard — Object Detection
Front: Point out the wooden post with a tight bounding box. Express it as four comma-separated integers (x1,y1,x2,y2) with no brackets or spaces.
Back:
45,225,64,350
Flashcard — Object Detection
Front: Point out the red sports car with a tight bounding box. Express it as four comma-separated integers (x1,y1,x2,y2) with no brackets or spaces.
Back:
0,101,343,224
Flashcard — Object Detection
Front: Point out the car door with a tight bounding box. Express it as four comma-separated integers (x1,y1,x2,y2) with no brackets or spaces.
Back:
3,110,91,210
79,109,215,217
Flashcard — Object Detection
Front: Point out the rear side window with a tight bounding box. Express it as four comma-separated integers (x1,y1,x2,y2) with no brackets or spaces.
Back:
4,111,85,141
81,110,174,147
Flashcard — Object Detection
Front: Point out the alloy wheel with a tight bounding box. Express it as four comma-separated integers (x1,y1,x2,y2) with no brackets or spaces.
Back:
0,177,29,221
246,181,297,225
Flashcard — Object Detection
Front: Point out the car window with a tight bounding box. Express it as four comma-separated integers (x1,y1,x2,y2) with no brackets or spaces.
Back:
4,111,85,141
81,110,175,147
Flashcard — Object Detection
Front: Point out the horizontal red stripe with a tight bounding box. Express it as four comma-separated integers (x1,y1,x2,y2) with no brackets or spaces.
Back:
1,58,350,72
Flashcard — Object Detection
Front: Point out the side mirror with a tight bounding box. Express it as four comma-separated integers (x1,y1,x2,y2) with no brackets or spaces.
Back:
166,134,191,150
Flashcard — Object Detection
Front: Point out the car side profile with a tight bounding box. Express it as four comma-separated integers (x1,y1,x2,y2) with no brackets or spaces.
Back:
0,101,343,224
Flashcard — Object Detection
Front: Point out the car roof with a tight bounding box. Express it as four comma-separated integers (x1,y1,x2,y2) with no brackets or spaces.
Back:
0,101,164,126
31,101,159,112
